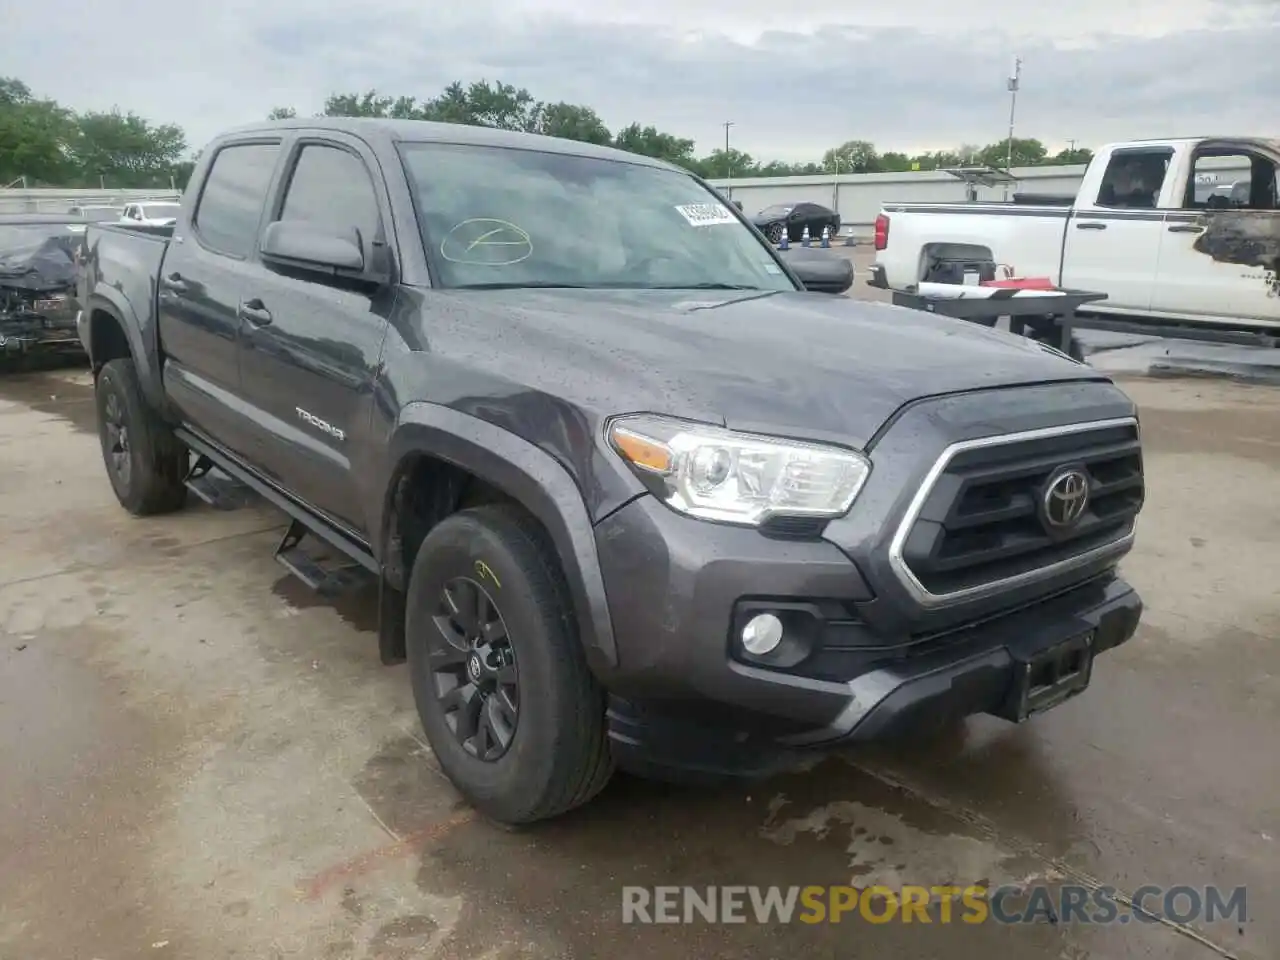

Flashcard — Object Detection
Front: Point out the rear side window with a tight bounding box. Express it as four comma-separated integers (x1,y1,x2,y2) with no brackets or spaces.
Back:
193,142,280,257
277,144,381,247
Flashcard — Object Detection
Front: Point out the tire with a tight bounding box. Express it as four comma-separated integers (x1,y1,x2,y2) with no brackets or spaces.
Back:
405,503,613,824
767,223,784,244
96,358,189,515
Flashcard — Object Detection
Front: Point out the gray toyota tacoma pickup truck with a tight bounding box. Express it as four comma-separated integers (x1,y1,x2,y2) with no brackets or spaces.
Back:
77,118,1146,824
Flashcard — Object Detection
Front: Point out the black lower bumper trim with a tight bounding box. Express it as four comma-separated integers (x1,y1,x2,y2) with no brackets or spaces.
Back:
606,577,1142,779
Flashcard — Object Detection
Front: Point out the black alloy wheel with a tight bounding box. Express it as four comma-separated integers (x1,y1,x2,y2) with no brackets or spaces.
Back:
101,389,132,490
767,222,784,244
428,576,519,761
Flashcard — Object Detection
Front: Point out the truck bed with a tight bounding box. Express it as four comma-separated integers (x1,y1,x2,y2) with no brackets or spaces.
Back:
77,221,176,404
877,201,1070,288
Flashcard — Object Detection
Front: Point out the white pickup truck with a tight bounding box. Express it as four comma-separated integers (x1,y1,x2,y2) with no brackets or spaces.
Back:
868,136,1280,332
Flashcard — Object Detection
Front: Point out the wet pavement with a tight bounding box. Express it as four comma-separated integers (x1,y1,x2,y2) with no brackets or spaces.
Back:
1,362,1277,960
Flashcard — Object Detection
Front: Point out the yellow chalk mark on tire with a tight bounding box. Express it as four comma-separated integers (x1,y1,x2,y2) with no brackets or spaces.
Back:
475,559,500,589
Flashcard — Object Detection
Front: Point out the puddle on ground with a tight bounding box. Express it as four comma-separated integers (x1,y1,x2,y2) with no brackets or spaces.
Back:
271,573,380,634
0,365,98,434
332,735,1096,959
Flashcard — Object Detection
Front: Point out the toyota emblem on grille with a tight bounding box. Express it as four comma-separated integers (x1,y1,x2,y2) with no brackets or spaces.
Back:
1042,467,1090,529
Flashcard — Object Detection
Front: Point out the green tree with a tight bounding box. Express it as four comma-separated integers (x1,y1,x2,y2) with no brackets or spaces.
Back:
1052,146,1094,165
71,109,187,188
0,77,78,185
755,159,804,177
323,91,394,118
975,137,1048,168
821,139,880,173
612,122,697,168
536,102,611,145
700,147,757,179
267,106,297,120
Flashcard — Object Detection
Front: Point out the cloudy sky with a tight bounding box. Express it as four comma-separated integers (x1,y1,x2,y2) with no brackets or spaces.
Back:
8,0,1278,162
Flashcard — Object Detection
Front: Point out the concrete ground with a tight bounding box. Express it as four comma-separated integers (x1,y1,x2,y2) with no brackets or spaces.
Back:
2,345,1278,958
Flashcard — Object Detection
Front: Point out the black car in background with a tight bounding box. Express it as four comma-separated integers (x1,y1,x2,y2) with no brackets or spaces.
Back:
751,201,841,244
0,214,87,361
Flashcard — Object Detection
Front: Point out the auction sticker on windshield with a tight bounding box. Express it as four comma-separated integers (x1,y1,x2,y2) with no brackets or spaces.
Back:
675,203,737,227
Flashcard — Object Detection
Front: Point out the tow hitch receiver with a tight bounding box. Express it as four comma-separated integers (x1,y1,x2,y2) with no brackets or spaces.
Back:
1010,631,1094,721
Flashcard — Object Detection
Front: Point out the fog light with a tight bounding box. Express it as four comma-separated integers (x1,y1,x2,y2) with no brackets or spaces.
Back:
741,613,784,656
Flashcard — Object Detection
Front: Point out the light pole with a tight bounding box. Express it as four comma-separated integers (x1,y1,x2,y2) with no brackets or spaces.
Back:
722,121,734,199
1003,55,1022,199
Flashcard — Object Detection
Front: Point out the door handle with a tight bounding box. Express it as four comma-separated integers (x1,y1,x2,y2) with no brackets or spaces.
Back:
160,272,188,294
237,298,273,326
1075,222,1107,230
1167,224,1204,233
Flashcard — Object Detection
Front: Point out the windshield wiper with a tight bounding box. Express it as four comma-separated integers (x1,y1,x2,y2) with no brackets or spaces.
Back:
457,282,591,290
456,281,771,292
646,283,767,291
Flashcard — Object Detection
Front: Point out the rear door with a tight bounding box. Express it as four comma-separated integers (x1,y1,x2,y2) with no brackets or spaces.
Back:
1060,146,1172,311
158,138,283,452
1151,144,1280,325
235,134,395,537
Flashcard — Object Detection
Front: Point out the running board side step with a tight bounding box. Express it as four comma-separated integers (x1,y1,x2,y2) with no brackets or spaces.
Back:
274,519,369,596
184,454,254,510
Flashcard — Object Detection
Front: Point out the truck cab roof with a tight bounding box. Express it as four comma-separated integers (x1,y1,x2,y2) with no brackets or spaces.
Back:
216,116,683,173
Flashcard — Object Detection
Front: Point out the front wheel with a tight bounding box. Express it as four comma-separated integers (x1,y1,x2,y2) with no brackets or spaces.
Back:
767,223,784,244
405,504,613,824
96,358,189,515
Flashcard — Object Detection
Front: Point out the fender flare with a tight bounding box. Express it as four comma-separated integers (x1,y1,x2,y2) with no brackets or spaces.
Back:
381,402,618,670
84,288,166,411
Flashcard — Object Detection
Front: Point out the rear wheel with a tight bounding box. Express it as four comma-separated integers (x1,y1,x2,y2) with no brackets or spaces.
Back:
96,358,188,515
406,504,613,824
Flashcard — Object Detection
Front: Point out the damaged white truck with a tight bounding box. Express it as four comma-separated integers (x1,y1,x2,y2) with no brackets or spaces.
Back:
868,137,1280,335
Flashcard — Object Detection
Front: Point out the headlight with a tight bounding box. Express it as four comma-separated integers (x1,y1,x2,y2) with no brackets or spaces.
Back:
607,414,870,526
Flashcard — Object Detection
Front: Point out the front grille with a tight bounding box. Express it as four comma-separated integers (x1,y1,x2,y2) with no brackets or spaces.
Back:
893,419,1143,600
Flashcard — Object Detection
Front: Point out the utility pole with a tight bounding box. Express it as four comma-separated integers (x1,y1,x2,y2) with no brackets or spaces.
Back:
1004,55,1022,200
831,154,841,213
722,121,734,199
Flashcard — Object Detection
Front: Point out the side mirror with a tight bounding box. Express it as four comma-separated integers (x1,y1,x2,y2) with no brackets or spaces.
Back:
790,257,854,295
261,220,365,276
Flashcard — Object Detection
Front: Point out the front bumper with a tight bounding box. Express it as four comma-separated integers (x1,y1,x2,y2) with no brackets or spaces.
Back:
0,306,85,356
594,494,1141,779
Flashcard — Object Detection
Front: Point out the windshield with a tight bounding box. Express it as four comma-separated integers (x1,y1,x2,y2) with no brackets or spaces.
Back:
758,204,794,218
142,204,180,220
0,224,78,257
398,142,795,292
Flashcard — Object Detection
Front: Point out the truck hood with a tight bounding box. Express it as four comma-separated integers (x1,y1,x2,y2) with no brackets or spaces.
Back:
424,287,1103,449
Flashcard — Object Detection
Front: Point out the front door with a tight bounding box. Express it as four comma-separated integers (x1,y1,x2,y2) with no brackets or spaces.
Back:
236,136,394,538
1151,147,1280,325
1060,146,1173,312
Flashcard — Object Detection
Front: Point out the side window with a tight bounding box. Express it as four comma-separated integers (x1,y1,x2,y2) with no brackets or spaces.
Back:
193,142,281,257
1095,150,1170,209
1185,151,1277,210
276,144,381,250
